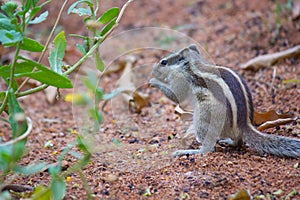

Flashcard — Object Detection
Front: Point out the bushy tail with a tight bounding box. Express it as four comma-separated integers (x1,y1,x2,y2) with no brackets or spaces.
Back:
243,127,300,158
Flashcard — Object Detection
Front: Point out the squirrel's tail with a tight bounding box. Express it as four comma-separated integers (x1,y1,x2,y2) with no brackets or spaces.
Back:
242,126,300,158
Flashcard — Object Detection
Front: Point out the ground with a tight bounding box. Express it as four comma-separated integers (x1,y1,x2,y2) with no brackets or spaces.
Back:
2,0,300,199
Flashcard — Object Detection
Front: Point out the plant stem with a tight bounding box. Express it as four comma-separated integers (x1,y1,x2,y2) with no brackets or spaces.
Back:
79,171,93,200
0,41,22,114
16,0,136,98
16,84,49,97
16,0,70,93
66,40,103,75
0,92,8,114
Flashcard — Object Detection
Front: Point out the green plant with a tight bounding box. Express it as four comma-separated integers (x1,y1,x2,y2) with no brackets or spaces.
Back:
272,0,293,44
0,0,134,199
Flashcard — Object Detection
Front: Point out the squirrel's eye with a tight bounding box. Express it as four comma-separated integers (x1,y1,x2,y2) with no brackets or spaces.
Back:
160,59,168,65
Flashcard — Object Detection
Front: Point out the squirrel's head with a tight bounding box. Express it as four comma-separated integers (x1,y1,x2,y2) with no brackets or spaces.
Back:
149,45,199,104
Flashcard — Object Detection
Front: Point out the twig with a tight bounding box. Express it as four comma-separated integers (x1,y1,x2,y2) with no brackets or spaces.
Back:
241,45,300,70
16,0,70,93
270,66,277,94
1,184,33,192
16,0,135,97
102,0,135,41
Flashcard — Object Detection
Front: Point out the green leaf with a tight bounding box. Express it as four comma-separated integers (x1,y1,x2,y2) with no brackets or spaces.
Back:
94,50,105,71
98,7,119,24
31,185,52,200
0,30,22,46
29,6,42,19
0,59,73,88
11,139,26,162
48,165,61,176
71,7,91,16
95,88,104,103
0,13,6,18
21,37,44,52
0,65,18,90
29,11,48,24
48,31,66,74
0,145,12,171
51,176,66,200
8,88,27,138
67,153,91,172
82,72,97,91
100,17,116,36
0,91,6,102
67,0,93,14
68,151,83,159
1,1,18,16
77,135,88,152
0,18,16,30
88,108,102,124
13,162,47,175
24,0,39,12
76,43,86,55
0,191,11,200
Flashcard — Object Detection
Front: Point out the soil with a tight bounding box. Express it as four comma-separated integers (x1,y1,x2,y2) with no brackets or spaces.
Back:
2,0,300,199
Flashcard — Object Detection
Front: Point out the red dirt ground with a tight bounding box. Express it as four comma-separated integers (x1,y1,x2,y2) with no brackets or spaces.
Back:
2,0,300,199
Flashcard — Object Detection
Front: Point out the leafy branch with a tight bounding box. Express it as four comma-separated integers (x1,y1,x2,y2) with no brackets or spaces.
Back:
0,0,135,199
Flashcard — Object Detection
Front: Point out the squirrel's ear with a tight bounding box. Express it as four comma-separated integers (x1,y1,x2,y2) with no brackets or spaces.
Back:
179,48,190,57
188,44,200,54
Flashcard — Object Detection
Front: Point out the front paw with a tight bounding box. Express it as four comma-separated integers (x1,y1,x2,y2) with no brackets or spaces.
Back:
149,78,161,87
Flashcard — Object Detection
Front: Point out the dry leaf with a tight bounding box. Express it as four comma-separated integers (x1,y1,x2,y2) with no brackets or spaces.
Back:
116,55,149,113
174,105,193,121
129,91,149,113
101,174,119,182
45,86,57,104
257,118,297,131
103,59,127,76
254,110,294,125
241,45,300,71
228,189,251,200
254,110,297,131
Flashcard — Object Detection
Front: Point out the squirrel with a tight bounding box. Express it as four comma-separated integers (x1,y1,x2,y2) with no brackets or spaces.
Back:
149,45,300,158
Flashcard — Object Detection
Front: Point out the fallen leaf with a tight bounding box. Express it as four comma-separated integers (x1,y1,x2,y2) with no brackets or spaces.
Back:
254,110,294,125
254,110,297,130
103,59,127,75
116,55,149,113
257,117,297,131
241,45,300,71
293,0,300,20
45,86,57,104
174,105,193,121
101,174,119,182
129,91,149,113
228,189,251,200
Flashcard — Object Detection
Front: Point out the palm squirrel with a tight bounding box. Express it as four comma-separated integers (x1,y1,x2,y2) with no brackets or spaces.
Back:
150,45,300,158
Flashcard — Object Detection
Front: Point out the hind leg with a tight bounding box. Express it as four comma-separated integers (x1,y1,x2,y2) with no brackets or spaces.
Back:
173,99,226,157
